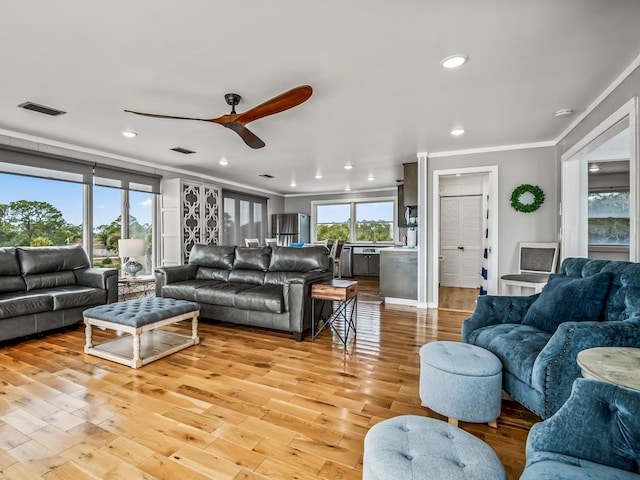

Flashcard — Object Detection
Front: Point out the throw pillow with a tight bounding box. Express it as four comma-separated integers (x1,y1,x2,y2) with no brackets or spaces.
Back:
522,272,612,333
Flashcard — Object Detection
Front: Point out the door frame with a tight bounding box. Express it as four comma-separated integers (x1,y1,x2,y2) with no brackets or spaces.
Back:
431,166,499,307
560,97,639,260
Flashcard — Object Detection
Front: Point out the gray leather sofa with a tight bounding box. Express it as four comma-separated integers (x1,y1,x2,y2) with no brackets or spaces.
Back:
0,245,118,342
155,244,333,340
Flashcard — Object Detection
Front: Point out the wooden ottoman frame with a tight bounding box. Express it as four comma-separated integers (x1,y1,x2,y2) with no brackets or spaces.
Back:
84,298,200,369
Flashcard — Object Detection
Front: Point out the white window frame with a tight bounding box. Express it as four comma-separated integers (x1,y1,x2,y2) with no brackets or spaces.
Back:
311,196,397,244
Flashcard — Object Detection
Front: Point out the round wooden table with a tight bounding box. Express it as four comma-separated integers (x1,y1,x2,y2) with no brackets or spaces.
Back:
576,347,640,391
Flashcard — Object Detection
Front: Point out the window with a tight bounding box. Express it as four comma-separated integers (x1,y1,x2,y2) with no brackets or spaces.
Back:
0,174,83,247
0,145,160,272
588,191,630,244
223,190,268,245
316,203,350,241
313,198,395,243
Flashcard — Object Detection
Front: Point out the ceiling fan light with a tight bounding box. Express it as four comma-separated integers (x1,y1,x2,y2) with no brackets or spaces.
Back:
441,54,468,69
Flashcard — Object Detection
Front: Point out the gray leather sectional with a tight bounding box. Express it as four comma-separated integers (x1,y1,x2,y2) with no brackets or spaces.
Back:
155,244,333,340
0,244,118,342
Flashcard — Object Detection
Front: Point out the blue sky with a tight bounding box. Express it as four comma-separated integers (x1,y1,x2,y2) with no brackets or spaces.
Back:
0,174,153,227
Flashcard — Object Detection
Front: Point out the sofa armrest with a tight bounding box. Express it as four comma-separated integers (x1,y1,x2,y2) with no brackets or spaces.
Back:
532,319,640,417
526,378,640,471
462,294,538,343
154,265,198,296
283,271,333,333
75,267,119,303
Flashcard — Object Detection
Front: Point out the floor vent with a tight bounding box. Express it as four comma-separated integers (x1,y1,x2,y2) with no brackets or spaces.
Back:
18,101,66,116
170,147,196,154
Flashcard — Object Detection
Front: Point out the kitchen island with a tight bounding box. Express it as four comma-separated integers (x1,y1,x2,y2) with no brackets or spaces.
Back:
379,247,418,305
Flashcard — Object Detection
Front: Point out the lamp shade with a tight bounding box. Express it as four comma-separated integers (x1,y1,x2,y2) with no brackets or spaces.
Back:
118,238,145,258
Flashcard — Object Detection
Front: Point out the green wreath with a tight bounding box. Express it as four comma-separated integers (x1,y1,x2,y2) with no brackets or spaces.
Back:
510,184,545,213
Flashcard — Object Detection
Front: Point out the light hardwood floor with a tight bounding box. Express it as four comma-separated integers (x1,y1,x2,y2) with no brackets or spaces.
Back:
0,285,537,479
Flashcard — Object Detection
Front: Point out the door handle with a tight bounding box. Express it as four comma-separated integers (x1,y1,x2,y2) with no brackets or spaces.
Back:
458,246,465,251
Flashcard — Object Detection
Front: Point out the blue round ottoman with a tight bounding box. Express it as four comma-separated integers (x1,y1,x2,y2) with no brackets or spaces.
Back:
419,341,502,427
363,415,506,480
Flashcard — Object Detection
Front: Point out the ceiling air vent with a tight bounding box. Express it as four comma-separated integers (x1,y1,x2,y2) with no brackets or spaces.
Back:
259,174,274,179
18,101,66,116
170,147,196,154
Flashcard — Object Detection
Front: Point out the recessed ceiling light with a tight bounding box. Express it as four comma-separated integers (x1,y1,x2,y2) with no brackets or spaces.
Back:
589,164,600,172
219,159,229,166
345,186,351,191
450,128,465,136
290,181,297,187
555,108,574,117
368,175,375,181
122,130,137,138
441,54,468,69
315,174,323,179
344,165,354,170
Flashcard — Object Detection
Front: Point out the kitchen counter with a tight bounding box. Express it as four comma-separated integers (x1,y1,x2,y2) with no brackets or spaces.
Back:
380,248,418,304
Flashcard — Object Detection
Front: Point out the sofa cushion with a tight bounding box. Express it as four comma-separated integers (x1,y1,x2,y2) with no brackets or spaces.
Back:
38,286,106,310
0,248,21,276
195,267,230,282
0,276,26,294
235,285,284,313
269,246,330,272
469,324,552,384
228,270,266,285
195,282,256,307
522,272,613,333
234,247,271,271
162,279,221,302
189,244,235,269
17,244,90,275
24,271,77,291
0,292,53,319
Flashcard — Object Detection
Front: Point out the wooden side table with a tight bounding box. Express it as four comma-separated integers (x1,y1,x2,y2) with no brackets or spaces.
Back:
118,275,156,301
577,347,640,391
311,279,358,346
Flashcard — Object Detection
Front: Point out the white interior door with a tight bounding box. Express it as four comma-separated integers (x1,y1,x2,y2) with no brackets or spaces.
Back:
440,195,483,287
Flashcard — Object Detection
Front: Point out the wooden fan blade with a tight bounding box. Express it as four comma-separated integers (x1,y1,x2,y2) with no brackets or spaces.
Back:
225,123,266,149
124,109,214,122
234,85,312,125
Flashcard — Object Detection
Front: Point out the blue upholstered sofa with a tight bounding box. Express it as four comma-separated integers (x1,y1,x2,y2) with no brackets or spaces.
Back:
521,378,640,479
463,258,640,419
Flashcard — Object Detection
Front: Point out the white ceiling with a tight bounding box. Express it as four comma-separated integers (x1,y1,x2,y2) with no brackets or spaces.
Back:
2,1,640,195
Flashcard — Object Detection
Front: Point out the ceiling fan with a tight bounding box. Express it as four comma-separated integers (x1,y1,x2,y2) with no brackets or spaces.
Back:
124,85,312,149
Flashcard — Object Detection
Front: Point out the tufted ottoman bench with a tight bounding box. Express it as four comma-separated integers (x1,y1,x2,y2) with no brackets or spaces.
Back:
363,415,506,479
83,297,200,369
420,341,502,427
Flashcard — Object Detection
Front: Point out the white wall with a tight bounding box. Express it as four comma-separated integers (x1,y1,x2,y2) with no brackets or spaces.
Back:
426,146,558,304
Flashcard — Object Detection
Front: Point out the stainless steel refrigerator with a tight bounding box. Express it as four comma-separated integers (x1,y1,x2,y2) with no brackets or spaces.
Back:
272,213,310,246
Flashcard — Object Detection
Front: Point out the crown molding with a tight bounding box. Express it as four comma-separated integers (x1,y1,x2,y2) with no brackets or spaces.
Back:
426,141,555,158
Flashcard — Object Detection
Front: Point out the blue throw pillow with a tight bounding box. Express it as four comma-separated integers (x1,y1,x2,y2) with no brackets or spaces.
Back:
522,272,612,333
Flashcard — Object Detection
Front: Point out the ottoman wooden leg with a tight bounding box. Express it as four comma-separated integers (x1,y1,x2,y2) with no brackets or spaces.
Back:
132,331,142,369
84,320,93,352
488,419,498,428
191,314,200,345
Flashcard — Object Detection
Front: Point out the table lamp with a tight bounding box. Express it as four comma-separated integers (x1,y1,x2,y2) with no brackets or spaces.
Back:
118,238,145,277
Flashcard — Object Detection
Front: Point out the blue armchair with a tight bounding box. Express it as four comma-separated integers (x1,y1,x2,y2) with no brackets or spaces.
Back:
463,258,640,418
521,378,640,479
